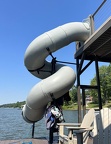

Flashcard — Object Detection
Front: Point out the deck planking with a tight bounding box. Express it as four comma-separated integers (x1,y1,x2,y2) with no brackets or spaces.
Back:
0,137,93,144
0,138,48,144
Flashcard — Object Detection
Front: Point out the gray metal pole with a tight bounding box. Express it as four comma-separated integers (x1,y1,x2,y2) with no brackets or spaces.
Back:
32,123,35,138
95,60,102,110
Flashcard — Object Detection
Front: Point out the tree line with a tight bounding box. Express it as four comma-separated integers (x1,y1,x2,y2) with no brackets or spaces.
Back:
0,101,25,108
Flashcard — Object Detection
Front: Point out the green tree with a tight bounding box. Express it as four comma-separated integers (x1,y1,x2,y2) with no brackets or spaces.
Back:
105,64,111,101
69,85,77,103
90,76,98,103
90,64,111,104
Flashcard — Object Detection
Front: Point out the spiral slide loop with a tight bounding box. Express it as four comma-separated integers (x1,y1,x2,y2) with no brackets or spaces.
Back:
22,21,90,123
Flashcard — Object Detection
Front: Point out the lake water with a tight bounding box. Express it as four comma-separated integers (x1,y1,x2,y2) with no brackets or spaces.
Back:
0,108,78,140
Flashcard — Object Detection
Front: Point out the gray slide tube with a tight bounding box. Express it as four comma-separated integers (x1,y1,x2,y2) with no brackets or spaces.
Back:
22,21,90,123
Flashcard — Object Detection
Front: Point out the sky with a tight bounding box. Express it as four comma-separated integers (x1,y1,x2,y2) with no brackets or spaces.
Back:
0,0,110,105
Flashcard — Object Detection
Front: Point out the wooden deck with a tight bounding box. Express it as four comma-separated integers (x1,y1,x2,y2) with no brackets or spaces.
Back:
0,138,48,144
0,138,93,144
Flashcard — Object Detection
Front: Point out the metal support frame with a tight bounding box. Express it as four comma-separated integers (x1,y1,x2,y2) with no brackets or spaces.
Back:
76,54,102,122
75,10,103,117
76,58,82,123
76,52,98,121
95,60,102,109
76,14,95,122
76,51,103,120
32,123,35,138
80,85,98,117
82,88,86,117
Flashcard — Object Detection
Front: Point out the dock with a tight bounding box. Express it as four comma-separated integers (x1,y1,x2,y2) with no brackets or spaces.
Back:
0,137,93,144
0,138,48,144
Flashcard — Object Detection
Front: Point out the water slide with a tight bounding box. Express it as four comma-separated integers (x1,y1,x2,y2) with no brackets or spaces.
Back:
22,20,91,123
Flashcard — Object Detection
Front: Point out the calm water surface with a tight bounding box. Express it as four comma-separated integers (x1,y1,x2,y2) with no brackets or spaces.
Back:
0,108,78,140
